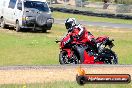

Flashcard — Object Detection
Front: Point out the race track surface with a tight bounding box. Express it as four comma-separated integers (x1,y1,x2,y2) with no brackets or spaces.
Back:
0,65,132,84
55,19,132,29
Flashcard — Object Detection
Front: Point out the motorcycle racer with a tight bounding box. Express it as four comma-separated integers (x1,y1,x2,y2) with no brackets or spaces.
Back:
64,18,96,47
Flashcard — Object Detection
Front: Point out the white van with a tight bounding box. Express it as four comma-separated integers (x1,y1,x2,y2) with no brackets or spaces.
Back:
0,0,54,32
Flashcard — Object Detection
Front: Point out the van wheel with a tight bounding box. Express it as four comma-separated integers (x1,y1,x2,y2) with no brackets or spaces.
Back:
42,29,47,33
16,21,21,32
0,18,6,29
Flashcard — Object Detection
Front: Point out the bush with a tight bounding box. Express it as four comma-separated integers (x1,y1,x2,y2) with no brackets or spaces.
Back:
87,0,102,2
115,0,132,4
85,0,132,4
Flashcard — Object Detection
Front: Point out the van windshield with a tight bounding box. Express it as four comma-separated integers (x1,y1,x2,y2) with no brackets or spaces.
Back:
24,1,49,12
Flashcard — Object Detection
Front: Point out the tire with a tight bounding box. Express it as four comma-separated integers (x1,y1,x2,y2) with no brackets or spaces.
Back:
42,27,51,33
59,51,69,64
59,51,79,64
71,53,79,64
0,18,6,29
15,21,21,32
100,48,118,64
36,14,46,26
42,29,47,33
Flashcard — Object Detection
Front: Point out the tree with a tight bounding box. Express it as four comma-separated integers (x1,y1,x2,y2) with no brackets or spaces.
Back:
115,0,132,4
103,0,110,9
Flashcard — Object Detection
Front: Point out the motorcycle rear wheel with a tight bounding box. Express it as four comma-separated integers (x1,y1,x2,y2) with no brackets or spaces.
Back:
100,48,118,64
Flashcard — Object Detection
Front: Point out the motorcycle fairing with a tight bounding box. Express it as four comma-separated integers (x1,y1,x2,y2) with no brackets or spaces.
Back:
62,49,73,58
96,36,108,43
73,45,94,64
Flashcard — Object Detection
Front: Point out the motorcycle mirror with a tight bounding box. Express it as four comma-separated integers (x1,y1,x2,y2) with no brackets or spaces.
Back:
55,39,60,43
111,39,114,41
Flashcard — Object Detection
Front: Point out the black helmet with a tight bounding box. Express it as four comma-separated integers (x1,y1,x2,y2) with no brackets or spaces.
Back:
65,18,76,32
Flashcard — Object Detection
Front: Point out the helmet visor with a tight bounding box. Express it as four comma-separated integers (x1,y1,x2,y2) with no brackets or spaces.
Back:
65,22,72,29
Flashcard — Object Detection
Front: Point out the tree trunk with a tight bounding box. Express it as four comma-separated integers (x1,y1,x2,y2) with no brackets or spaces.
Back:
54,0,58,4
103,0,109,9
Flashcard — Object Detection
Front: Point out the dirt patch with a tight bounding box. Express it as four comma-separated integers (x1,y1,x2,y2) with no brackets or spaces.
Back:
0,69,75,84
0,66,132,84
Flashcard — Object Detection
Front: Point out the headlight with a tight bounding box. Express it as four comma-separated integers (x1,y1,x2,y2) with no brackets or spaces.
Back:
47,18,54,23
25,17,29,20
22,17,29,20
22,17,35,21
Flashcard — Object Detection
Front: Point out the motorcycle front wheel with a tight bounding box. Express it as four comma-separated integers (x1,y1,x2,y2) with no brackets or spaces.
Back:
59,51,79,64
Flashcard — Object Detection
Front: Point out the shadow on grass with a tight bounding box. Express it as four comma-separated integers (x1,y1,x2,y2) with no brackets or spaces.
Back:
3,26,52,34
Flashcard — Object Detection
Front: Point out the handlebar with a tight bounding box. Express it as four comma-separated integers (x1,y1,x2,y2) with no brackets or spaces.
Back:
55,40,60,43
111,39,114,41
104,38,114,44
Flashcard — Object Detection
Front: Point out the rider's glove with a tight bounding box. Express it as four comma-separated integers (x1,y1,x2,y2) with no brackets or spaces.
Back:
76,35,80,40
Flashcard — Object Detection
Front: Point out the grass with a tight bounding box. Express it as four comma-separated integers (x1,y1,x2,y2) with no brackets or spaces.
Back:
0,30,60,65
0,24,132,65
0,24,67,66
52,11,132,24
0,81,132,88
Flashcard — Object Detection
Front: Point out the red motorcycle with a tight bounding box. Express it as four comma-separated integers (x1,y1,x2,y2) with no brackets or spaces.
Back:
56,31,118,64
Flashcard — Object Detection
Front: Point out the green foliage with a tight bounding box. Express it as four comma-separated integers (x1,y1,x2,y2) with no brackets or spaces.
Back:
115,0,132,4
85,0,132,4
82,0,89,2
87,0,103,2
